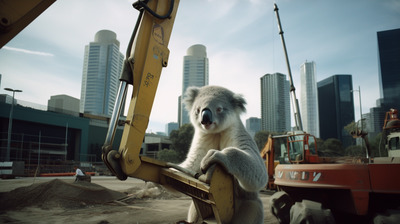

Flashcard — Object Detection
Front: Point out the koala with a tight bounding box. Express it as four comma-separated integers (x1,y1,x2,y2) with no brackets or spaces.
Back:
180,85,268,224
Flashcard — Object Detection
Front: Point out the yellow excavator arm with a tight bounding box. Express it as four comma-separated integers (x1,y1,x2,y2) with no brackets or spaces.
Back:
101,0,179,179
0,0,56,48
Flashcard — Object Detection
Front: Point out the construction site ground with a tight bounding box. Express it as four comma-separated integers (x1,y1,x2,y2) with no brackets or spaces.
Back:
0,176,279,224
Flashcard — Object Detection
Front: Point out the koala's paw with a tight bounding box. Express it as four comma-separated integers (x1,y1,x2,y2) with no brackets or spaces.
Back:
200,149,225,174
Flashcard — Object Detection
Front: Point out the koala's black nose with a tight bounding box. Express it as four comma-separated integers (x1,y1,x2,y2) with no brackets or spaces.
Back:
201,108,213,125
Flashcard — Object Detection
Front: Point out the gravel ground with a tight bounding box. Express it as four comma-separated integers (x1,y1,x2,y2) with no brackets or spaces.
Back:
0,176,279,224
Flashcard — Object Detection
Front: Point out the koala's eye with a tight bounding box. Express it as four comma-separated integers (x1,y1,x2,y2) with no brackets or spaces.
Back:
216,107,223,113
195,108,200,115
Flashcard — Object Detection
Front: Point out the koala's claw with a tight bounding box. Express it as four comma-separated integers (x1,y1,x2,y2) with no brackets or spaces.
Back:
200,149,222,174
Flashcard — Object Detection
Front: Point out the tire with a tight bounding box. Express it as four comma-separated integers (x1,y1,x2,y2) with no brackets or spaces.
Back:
290,200,335,224
270,191,294,224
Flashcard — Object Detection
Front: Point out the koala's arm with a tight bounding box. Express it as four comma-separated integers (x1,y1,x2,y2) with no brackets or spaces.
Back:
200,146,268,192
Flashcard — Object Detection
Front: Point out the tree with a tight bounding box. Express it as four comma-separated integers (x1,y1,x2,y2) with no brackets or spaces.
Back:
369,132,387,157
157,149,180,163
319,138,344,157
344,121,357,136
345,145,364,157
169,123,194,162
254,131,270,152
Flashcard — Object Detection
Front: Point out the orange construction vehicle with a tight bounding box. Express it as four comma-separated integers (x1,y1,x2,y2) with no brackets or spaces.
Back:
262,108,400,223
260,4,400,223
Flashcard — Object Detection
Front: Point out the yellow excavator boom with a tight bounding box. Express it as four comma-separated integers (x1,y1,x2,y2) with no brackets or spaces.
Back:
0,0,56,48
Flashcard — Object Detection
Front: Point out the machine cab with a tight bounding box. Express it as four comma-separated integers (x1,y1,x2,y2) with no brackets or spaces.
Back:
271,131,319,165
260,131,319,189
286,132,318,164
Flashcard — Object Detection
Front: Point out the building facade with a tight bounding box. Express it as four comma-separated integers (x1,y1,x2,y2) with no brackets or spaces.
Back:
165,122,179,136
0,101,168,174
364,28,400,141
377,28,400,110
179,44,209,126
300,61,319,137
317,75,355,148
261,73,290,133
48,94,80,116
80,30,124,117
246,117,261,138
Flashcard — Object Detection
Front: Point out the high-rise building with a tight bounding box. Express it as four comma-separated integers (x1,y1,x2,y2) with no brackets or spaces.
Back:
368,99,388,140
366,28,400,140
317,75,355,148
179,44,209,126
80,30,124,117
300,61,319,137
377,28,400,110
246,117,261,138
165,122,179,136
261,73,290,133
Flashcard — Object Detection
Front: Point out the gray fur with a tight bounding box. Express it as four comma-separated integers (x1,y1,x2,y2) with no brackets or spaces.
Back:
181,85,268,224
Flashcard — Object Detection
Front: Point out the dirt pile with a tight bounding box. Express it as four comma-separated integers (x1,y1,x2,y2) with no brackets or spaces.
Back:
0,179,126,210
121,182,187,203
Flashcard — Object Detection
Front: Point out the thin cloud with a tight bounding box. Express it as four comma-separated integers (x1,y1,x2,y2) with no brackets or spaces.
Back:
3,46,54,57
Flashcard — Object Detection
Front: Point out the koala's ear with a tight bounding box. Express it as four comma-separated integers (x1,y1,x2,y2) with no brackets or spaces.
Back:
183,86,200,111
232,93,247,114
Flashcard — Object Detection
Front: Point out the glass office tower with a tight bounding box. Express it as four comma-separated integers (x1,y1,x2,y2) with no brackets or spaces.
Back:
377,28,400,110
261,73,290,133
317,75,355,148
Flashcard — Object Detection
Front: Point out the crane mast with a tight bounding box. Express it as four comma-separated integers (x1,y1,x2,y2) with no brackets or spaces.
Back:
274,3,303,131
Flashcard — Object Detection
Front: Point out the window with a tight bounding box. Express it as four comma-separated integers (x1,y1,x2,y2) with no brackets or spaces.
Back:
288,135,304,162
389,137,400,150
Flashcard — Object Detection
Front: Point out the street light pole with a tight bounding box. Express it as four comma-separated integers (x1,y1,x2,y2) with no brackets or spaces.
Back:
351,86,365,156
4,88,23,161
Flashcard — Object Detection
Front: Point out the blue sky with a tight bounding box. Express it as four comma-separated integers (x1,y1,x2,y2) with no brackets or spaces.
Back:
1,0,399,133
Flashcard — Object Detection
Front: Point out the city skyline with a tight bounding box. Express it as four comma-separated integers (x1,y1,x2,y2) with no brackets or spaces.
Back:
0,1,399,133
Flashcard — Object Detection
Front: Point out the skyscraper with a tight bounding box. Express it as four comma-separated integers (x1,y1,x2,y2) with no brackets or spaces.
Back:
300,61,319,137
317,75,355,148
366,28,400,140
179,44,209,126
261,73,290,133
246,117,261,138
377,28,400,110
80,30,124,116
165,122,179,136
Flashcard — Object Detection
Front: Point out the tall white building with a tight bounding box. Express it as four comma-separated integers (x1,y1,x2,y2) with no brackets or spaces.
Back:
300,61,319,137
179,44,209,126
261,73,290,133
80,30,124,117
